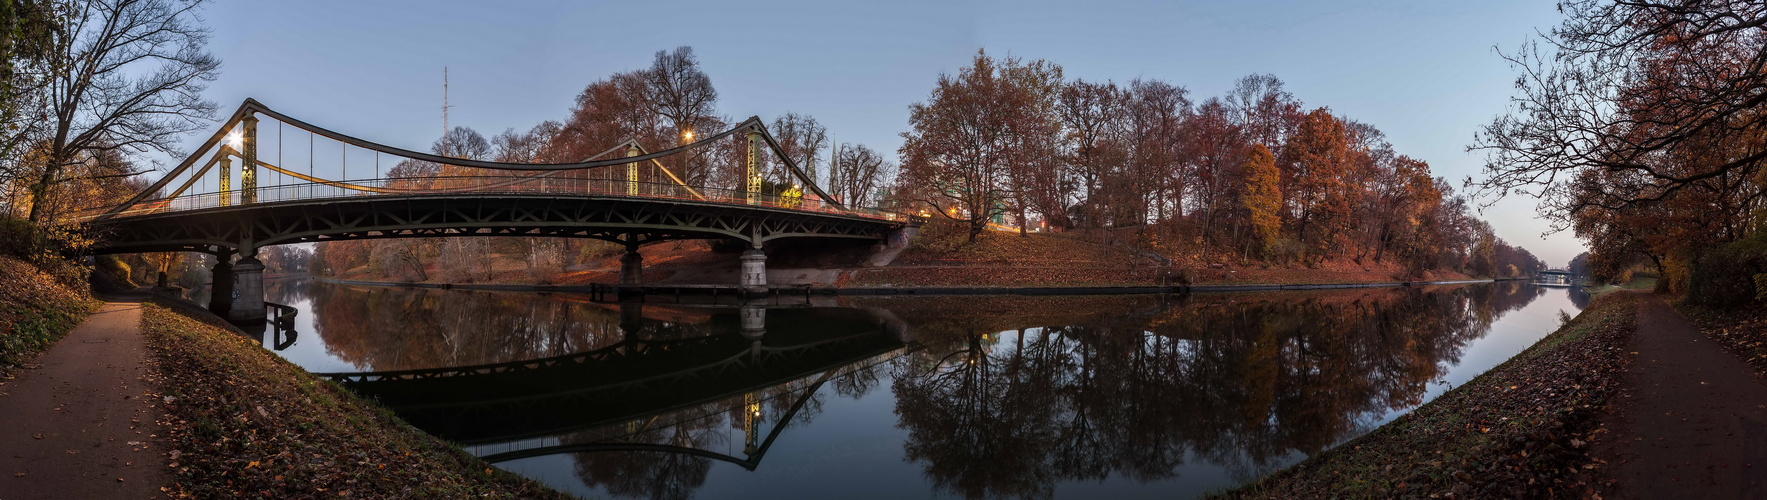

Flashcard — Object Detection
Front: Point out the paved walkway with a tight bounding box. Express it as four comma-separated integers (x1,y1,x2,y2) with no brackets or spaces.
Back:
1597,293,1767,499
0,298,168,499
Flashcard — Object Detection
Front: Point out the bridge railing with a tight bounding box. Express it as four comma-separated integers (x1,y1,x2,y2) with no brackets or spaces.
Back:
77,176,910,223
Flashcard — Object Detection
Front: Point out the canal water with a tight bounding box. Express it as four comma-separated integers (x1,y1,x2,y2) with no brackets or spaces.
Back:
234,280,1582,499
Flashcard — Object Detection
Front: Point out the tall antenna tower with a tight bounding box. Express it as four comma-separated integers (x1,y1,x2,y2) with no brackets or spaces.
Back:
442,66,454,153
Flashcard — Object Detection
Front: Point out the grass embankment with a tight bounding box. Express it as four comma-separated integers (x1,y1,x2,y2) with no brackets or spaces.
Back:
850,224,1473,287
325,222,1481,288
1219,292,1639,499
0,255,97,379
140,302,568,499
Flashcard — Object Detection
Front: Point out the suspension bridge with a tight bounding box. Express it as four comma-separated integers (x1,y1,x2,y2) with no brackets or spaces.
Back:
77,99,918,325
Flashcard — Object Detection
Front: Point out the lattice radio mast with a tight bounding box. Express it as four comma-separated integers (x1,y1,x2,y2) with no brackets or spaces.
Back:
442,66,454,152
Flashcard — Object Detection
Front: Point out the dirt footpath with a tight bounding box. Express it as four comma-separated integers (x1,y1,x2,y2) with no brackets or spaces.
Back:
0,299,168,499
1597,293,1767,499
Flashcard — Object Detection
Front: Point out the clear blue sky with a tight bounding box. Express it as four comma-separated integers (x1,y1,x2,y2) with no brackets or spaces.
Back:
186,0,1582,266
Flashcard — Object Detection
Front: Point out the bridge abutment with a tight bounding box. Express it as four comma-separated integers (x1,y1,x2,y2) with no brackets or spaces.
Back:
230,255,266,324
208,259,233,317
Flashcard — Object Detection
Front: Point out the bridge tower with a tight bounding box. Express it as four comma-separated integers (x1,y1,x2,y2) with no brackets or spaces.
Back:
241,114,259,204
739,126,769,295
625,144,640,196
746,126,762,205
217,156,231,207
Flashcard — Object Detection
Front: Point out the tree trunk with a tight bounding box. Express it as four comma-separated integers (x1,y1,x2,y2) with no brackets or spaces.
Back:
26,171,54,222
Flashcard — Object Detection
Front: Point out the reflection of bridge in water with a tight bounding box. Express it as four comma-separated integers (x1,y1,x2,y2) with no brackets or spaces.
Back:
314,305,911,465
474,351,904,470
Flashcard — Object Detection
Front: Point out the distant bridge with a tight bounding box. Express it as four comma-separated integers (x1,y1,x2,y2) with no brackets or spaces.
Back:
77,99,918,324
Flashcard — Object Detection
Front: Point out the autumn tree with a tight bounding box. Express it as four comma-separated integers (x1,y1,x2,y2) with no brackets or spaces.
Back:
1188,97,1245,256
1056,79,1126,227
999,57,1063,236
493,122,568,272
1471,1,1767,232
1228,74,1302,162
1240,144,1281,256
770,112,828,183
0,0,56,193
1281,109,1358,249
19,0,220,222
492,121,562,163
553,70,662,162
1117,78,1187,230
645,46,719,186
831,143,892,207
900,50,1061,242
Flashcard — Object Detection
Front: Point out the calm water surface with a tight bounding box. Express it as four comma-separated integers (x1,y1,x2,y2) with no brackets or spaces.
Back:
235,280,1582,499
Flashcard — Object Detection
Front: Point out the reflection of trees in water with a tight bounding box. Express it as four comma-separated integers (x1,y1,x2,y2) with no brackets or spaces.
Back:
307,285,712,372
262,278,313,304
572,426,721,500
892,285,1537,500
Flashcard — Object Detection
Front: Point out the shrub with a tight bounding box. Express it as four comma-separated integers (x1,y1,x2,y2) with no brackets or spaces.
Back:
1685,236,1767,308
96,255,134,288
911,218,971,254
1268,237,1306,266
579,239,627,259
0,216,93,290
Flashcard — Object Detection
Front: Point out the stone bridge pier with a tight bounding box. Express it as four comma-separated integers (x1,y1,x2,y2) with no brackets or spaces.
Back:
232,252,266,324
207,253,234,318
740,235,767,296
206,244,266,326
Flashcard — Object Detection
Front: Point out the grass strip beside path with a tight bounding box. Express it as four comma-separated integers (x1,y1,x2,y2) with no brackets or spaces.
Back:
140,302,569,499
1219,292,1638,499
0,256,98,379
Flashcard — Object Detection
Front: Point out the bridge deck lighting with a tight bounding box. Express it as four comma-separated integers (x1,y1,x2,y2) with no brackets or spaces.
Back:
227,131,242,149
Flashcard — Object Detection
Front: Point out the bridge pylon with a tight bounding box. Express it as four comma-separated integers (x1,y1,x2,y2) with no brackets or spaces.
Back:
217,156,231,207
746,126,762,205
241,114,259,204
